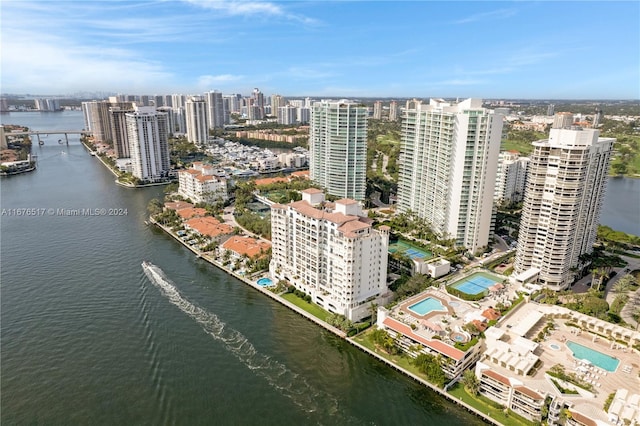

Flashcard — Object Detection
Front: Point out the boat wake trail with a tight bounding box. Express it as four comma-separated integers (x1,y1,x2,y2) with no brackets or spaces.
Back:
137,273,175,425
142,262,352,423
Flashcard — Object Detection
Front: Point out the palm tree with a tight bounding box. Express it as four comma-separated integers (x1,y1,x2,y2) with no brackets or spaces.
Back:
590,267,608,291
613,278,631,295
369,302,378,324
462,370,480,396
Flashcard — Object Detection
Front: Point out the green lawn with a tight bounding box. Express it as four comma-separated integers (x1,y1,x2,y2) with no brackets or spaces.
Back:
281,293,330,321
501,139,535,156
376,133,399,147
356,331,536,425
352,330,436,385
448,384,536,426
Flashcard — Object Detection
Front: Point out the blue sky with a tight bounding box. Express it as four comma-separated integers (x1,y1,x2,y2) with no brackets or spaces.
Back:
2,1,639,99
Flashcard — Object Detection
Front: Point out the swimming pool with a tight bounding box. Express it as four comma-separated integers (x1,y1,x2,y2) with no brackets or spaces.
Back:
450,272,500,295
566,341,620,372
408,297,446,316
549,343,561,351
450,332,469,343
257,277,273,287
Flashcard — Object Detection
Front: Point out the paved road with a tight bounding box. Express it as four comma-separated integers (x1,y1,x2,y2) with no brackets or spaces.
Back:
604,255,640,328
572,254,639,328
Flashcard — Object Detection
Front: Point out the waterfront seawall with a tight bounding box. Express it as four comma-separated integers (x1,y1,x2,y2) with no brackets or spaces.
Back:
149,215,501,426
149,216,346,338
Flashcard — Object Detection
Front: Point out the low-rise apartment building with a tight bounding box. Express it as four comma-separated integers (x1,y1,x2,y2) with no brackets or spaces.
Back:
476,365,545,423
178,162,228,204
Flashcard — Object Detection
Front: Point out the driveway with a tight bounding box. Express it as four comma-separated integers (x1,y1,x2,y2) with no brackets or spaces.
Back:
604,254,640,328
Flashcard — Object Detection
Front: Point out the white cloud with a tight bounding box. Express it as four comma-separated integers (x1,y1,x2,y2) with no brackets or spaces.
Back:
197,74,244,87
182,0,319,24
1,29,174,94
185,0,283,15
448,47,561,80
453,8,517,25
435,79,487,86
285,67,336,80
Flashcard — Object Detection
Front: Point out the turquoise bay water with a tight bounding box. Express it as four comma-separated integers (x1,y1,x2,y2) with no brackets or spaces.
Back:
566,341,620,372
0,111,484,425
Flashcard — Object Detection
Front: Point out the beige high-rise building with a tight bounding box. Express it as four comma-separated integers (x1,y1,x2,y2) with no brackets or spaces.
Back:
271,94,285,119
126,105,170,182
185,96,208,144
389,101,398,121
552,112,574,129
373,101,382,119
270,189,390,321
494,151,530,204
514,128,614,291
109,106,134,158
82,100,133,143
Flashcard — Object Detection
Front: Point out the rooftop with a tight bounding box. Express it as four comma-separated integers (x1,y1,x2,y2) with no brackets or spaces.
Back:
164,201,193,211
382,316,465,361
222,236,271,258
185,217,233,238
176,208,208,219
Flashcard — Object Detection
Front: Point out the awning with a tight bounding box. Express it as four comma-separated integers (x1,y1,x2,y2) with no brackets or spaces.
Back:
421,320,442,332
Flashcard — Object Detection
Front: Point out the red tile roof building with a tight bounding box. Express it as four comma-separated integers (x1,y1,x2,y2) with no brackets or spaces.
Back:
221,236,271,259
254,177,289,186
176,207,208,219
178,163,228,204
270,191,390,321
376,314,480,380
165,201,194,211
476,366,545,423
185,217,233,239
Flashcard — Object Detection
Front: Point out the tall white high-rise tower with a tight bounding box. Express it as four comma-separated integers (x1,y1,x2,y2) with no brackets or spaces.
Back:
126,105,170,181
397,98,504,252
309,100,368,201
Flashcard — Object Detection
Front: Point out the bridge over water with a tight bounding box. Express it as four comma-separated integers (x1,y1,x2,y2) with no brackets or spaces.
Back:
2,129,92,146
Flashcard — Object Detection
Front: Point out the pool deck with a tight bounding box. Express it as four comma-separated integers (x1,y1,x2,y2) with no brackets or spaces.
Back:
399,293,454,320
389,288,486,346
490,301,640,424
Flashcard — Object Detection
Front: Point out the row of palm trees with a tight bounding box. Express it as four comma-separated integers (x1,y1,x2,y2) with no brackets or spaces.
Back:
576,248,624,291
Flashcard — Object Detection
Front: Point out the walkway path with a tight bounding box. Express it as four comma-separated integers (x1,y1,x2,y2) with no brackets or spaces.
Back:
602,254,640,328
221,206,266,242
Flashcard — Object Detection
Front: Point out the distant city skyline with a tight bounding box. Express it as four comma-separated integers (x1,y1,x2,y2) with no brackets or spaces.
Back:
2,1,639,99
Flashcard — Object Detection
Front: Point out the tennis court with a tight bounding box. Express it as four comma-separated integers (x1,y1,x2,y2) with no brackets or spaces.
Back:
450,272,501,296
388,240,432,260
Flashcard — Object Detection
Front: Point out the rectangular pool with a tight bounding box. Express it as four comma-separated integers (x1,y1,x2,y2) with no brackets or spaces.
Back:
408,297,446,316
566,341,620,372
